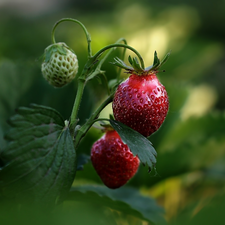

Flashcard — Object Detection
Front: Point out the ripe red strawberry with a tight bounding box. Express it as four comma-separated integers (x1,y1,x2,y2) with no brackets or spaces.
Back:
112,52,170,137
91,129,140,189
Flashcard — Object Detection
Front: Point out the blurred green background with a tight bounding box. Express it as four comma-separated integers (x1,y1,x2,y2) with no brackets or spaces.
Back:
0,0,225,224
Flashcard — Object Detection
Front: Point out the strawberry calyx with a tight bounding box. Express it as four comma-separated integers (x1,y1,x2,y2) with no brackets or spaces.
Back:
112,51,170,75
95,121,115,133
42,42,75,63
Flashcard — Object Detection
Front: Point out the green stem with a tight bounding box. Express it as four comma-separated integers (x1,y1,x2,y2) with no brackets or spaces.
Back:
51,18,92,58
74,93,114,149
84,38,128,94
82,38,128,80
96,38,127,70
69,39,128,136
90,117,111,125
69,78,86,132
92,43,145,69
117,39,127,79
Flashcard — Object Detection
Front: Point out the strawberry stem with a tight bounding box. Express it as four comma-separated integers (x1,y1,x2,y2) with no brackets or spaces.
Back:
69,77,86,132
95,38,127,73
73,94,114,149
51,18,92,58
69,39,127,138
92,43,145,70
85,38,127,83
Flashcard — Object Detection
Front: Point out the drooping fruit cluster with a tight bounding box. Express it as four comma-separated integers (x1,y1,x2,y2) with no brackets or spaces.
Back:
41,42,78,88
91,129,140,189
112,52,170,137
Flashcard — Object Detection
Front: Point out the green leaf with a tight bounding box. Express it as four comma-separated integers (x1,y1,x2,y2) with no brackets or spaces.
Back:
57,44,68,55
128,56,144,72
145,51,170,72
131,57,144,72
68,185,166,225
151,112,225,182
170,190,225,225
76,154,90,171
112,56,145,74
152,51,161,69
0,60,34,130
189,191,225,225
0,104,76,206
128,55,133,65
108,79,122,92
160,51,171,67
111,57,133,71
44,46,54,62
44,43,70,63
110,120,157,171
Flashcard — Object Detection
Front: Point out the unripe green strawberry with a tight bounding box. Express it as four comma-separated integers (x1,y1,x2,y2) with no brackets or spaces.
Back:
112,51,170,137
41,42,78,88
91,129,140,189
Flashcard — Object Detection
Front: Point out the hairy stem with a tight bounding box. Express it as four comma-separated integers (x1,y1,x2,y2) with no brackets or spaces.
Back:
69,78,86,133
51,18,92,58
96,38,127,70
74,93,114,149
92,43,145,69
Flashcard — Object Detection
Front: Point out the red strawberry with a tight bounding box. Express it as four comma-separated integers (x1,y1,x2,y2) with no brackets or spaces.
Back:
112,52,170,137
91,129,140,189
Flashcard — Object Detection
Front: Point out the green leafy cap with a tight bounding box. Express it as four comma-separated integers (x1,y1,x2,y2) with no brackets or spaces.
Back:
42,42,75,63
112,51,170,75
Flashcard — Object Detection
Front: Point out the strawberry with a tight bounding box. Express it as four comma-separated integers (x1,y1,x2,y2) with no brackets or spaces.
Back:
112,52,170,137
41,42,78,88
91,129,140,189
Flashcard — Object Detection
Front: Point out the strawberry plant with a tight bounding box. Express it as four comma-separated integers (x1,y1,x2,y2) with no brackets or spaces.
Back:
0,18,170,224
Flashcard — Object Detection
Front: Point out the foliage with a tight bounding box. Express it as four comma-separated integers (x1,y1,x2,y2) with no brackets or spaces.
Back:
0,105,76,206
0,1,225,224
